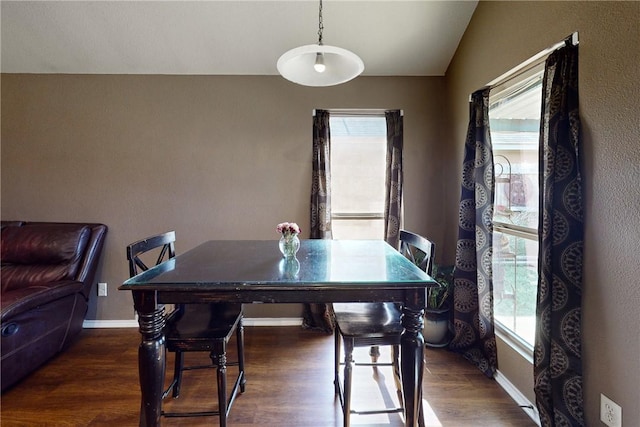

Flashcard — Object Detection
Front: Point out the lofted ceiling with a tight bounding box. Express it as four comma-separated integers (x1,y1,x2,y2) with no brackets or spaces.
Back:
1,1,478,76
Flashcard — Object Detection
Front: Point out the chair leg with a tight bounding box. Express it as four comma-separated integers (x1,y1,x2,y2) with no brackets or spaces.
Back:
334,327,341,396
343,340,354,427
237,319,246,393
212,351,228,427
391,344,402,395
172,351,184,398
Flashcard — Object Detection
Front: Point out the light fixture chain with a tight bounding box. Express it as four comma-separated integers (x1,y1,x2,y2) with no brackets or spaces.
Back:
317,0,324,45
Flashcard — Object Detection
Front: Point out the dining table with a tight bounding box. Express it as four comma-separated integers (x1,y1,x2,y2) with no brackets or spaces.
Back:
119,239,437,426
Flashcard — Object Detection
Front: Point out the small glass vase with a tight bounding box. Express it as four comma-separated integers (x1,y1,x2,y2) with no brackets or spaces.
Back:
279,234,300,258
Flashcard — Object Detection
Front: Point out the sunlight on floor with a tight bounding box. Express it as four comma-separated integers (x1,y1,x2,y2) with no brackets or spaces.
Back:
422,399,444,427
348,398,443,426
341,347,443,426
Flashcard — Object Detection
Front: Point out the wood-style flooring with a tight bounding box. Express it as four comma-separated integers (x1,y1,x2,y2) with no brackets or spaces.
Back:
0,327,536,426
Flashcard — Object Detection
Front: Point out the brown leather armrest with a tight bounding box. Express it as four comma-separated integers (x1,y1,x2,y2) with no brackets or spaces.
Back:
0,281,84,322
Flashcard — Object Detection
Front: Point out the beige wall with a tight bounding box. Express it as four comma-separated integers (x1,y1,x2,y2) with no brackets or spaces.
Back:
1,74,448,320
443,1,640,425
3,1,639,424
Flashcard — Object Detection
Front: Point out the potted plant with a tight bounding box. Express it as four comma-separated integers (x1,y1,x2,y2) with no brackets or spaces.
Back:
424,264,454,347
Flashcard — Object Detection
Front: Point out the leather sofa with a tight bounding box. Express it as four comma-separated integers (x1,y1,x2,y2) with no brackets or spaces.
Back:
0,221,108,392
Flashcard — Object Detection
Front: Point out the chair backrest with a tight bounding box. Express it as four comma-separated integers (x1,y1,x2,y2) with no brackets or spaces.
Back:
126,231,176,278
399,230,435,275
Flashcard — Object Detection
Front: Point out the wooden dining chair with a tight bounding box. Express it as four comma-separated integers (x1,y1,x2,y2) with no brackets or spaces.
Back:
127,231,245,426
333,229,434,427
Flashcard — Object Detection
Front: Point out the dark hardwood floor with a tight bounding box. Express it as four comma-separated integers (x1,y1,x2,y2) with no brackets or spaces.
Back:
0,327,536,426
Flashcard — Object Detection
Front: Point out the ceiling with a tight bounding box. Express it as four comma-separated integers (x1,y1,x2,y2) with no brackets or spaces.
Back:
1,1,478,76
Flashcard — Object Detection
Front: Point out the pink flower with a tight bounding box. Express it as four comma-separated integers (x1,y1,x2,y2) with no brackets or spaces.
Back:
276,222,301,236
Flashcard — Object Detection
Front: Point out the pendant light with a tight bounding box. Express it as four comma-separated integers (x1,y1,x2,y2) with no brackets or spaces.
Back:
277,0,364,87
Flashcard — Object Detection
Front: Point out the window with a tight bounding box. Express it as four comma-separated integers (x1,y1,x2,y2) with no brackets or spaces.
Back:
330,114,387,240
489,64,544,350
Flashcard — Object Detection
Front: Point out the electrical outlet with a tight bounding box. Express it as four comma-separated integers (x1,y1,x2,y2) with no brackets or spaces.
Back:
97,282,108,297
600,394,622,427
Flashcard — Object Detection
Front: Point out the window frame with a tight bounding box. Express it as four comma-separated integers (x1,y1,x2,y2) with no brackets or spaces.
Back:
489,63,545,356
328,110,389,240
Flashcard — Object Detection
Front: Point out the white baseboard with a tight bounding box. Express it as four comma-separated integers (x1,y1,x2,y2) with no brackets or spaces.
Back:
242,317,303,327
495,370,541,426
83,319,139,328
83,317,303,329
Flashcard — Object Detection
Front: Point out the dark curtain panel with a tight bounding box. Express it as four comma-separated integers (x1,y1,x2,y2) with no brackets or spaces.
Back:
310,109,333,240
304,109,334,333
449,89,498,378
384,110,403,248
534,42,584,427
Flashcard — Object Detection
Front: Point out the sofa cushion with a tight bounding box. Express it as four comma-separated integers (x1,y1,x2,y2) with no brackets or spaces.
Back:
1,224,90,293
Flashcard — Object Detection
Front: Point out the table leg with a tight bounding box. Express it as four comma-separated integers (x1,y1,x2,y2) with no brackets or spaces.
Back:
133,291,166,427
401,304,425,427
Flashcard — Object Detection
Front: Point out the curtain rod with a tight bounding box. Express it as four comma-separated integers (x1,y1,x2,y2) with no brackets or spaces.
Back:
312,109,403,117
469,32,579,101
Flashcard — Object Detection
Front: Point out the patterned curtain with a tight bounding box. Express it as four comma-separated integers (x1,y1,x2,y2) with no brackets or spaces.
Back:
310,109,332,240
304,109,334,333
384,110,403,248
449,89,498,378
534,41,584,427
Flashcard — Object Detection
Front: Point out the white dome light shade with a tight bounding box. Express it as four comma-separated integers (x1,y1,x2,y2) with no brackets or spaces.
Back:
277,44,364,87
